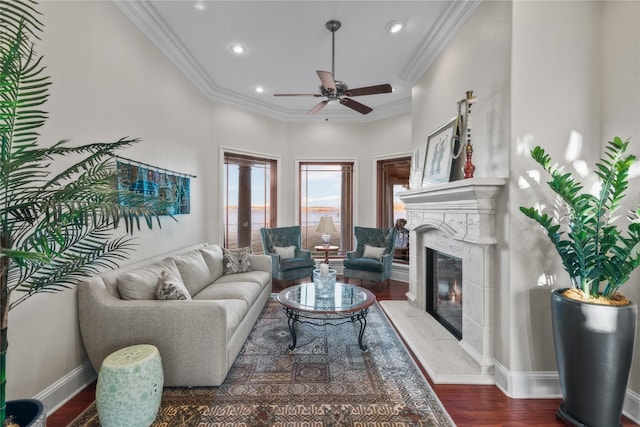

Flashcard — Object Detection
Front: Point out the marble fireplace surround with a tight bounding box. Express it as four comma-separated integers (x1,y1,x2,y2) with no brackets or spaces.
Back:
381,177,505,384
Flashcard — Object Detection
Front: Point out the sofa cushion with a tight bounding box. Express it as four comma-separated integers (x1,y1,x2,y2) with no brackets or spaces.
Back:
274,245,296,259
172,250,211,296
156,271,191,300
214,270,271,290
222,247,252,275
279,257,315,271
193,281,262,306
363,244,386,261
117,258,182,300
200,245,224,283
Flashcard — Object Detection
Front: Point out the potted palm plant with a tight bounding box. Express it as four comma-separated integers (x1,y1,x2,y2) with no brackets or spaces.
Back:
520,136,639,427
1,1,174,425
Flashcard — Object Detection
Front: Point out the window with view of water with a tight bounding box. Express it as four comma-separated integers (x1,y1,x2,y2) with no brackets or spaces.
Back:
299,162,353,252
224,152,277,253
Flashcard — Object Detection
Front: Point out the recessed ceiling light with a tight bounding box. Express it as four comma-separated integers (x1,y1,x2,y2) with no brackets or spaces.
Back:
254,86,266,94
387,21,404,34
194,2,206,11
230,44,247,55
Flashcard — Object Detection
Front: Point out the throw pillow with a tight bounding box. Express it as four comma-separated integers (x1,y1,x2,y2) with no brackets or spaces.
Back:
156,271,191,300
273,245,296,259
363,244,386,261
222,247,252,275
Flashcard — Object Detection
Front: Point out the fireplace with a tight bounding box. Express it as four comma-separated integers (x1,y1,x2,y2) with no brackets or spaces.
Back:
426,248,463,340
397,178,505,377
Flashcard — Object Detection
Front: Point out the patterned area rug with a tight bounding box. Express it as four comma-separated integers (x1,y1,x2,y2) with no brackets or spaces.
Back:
70,296,455,426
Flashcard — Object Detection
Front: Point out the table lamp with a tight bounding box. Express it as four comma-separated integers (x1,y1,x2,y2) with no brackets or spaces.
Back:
316,216,337,246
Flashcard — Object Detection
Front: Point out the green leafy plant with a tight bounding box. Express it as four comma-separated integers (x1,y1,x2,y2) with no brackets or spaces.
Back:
1,1,174,423
520,136,640,300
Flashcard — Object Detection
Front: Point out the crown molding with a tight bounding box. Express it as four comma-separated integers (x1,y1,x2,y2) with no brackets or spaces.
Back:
114,0,471,123
400,0,481,84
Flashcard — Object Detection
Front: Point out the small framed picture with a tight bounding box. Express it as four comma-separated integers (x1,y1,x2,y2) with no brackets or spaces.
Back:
421,117,459,186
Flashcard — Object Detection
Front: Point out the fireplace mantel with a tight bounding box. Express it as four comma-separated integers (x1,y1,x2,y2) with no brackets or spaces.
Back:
399,177,506,245
394,177,506,380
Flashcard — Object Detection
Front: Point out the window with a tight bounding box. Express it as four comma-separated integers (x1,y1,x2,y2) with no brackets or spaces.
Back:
223,152,277,253
376,156,410,228
377,156,411,263
299,162,353,252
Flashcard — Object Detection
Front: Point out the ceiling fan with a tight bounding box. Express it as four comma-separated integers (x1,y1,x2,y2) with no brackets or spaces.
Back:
273,20,392,115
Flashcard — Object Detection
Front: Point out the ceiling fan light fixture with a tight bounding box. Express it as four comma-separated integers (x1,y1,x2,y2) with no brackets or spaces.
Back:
387,21,404,34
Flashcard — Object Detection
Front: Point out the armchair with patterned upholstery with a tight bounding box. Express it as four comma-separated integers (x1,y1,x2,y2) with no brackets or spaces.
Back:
343,226,398,285
259,226,316,283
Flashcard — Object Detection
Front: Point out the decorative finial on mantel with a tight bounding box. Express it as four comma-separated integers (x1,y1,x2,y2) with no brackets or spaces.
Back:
459,90,476,179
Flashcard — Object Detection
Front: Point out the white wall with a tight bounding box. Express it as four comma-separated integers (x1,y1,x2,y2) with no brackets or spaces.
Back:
600,4,640,395
510,0,604,375
286,115,412,229
411,0,512,365
412,0,511,182
8,0,213,403
509,0,640,407
7,0,411,408
412,0,640,411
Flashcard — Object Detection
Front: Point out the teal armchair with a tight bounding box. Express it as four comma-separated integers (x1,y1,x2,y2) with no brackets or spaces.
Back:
343,226,397,286
259,226,315,283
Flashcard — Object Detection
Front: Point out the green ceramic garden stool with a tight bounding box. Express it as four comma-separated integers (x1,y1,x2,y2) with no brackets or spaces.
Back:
96,344,164,427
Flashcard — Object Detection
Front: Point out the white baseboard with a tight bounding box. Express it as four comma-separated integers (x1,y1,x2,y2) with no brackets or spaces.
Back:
34,361,97,416
316,260,408,282
493,361,561,398
624,389,640,424
391,263,409,282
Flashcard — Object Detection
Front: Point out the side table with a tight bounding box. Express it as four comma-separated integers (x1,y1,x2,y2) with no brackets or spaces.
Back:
314,245,339,264
96,344,164,427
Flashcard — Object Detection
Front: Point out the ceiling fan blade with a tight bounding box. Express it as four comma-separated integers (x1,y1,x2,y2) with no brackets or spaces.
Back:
317,70,336,91
340,98,373,115
273,93,322,97
347,84,393,97
307,100,329,115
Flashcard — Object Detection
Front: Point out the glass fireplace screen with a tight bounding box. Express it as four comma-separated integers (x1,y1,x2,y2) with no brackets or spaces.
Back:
426,248,463,340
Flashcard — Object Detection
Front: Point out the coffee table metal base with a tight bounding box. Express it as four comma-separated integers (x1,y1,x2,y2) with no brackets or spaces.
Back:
282,307,370,351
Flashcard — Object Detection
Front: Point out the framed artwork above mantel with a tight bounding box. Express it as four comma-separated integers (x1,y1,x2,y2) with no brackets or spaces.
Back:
421,117,459,187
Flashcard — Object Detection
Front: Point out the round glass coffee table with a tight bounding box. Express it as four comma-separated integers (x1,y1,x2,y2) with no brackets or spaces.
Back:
276,282,376,351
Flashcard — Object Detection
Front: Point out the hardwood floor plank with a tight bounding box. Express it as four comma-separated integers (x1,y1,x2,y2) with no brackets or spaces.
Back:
46,277,639,426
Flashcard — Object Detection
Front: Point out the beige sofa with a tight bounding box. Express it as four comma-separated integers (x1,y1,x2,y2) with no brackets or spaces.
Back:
77,243,272,387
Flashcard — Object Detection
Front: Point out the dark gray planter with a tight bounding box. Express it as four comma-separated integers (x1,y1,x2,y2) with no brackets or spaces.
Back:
551,288,637,427
6,399,46,426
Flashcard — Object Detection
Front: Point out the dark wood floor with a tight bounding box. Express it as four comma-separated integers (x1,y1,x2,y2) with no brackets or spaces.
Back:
47,278,639,427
